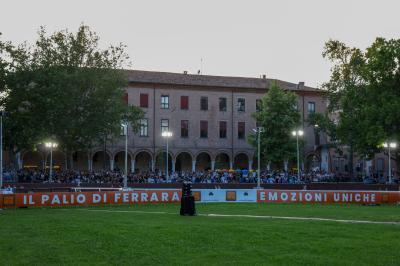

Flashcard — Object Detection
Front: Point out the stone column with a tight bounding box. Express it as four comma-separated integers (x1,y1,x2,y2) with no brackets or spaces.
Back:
172,160,176,172
192,160,196,172
229,161,233,169
249,160,253,171
284,160,288,172
151,160,155,172
88,159,92,171
110,159,114,171
131,159,136,173
211,161,216,170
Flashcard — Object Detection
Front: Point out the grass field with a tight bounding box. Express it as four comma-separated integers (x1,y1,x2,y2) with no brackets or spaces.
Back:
1,203,400,265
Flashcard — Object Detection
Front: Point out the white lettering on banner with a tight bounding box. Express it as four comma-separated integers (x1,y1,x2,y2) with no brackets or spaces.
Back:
314,193,322,202
41,194,49,204
161,192,168,201
114,193,121,202
371,194,375,202
132,193,138,202
259,192,266,201
172,192,180,201
93,194,101,203
269,192,278,201
281,192,288,201
334,193,340,202
305,193,312,202
150,193,159,202
141,193,148,202
291,192,297,201
51,195,61,205
123,193,129,203
29,195,35,205
355,194,361,202
76,194,86,204
363,194,369,202
62,194,69,204
23,195,27,205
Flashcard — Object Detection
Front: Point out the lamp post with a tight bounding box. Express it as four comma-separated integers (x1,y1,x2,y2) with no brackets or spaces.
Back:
292,129,304,182
383,142,397,183
45,141,58,180
0,111,4,189
252,127,264,188
161,131,172,182
121,122,128,188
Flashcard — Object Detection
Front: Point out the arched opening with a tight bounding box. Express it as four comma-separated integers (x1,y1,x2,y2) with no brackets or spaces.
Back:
196,152,211,171
234,153,249,170
306,154,320,172
155,151,173,174
175,152,192,172
72,151,88,170
135,151,152,172
215,153,230,170
92,151,110,171
114,151,132,173
45,150,66,171
22,151,43,169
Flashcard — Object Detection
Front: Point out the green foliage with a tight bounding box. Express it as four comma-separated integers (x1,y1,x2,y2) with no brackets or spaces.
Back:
250,82,302,165
1,25,144,157
322,38,400,162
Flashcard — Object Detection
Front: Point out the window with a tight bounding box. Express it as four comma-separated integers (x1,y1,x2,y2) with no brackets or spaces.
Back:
139,119,148,137
161,95,169,109
200,120,208,138
238,122,245,139
256,99,262,112
181,120,189,138
161,119,169,133
219,97,227,111
308,102,315,113
238,98,245,112
219,121,227,138
181,96,189,110
140,93,148,108
200,97,208,111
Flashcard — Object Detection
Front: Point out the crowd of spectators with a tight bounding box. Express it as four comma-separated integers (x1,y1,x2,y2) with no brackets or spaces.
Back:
0,167,360,186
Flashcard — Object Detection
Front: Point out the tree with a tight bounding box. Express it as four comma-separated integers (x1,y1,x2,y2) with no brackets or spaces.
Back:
250,82,302,168
1,25,144,169
320,38,400,178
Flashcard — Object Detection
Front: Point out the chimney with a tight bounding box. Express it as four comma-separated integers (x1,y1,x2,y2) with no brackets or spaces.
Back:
297,82,305,89
262,74,266,79
183,71,188,75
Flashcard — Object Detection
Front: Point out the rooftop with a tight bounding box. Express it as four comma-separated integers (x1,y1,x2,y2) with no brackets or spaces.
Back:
126,70,321,92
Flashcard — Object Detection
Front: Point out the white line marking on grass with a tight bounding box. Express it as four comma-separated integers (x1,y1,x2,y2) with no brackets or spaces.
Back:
57,209,400,225
199,213,400,225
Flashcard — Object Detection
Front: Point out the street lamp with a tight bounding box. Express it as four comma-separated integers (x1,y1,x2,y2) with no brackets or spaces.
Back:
0,111,5,189
252,127,264,188
121,122,128,188
383,142,397,183
161,131,172,182
292,129,304,182
45,141,58,180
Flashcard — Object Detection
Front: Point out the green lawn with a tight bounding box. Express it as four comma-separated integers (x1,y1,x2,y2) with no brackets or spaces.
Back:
1,203,399,265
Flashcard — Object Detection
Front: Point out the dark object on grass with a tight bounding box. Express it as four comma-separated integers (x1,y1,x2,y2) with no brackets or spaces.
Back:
180,182,196,216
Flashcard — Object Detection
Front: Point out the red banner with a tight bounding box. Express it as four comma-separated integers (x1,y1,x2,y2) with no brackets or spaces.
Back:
0,190,181,208
257,190,400,204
